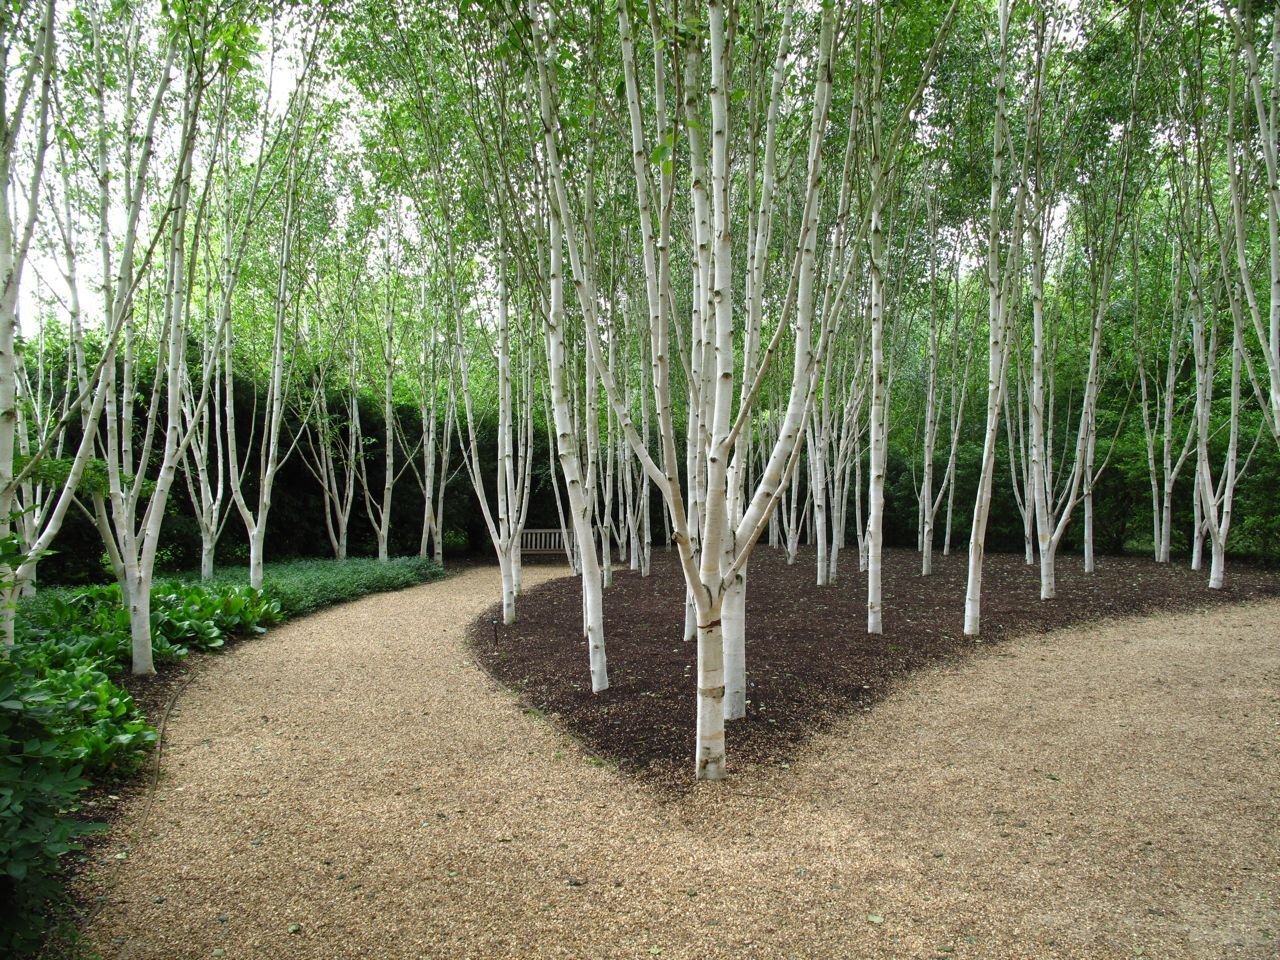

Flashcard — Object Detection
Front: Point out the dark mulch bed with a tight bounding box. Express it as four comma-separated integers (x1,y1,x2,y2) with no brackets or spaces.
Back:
471,546,1280,788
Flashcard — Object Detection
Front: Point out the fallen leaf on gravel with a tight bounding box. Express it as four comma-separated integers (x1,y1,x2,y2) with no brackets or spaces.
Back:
867,914,884,924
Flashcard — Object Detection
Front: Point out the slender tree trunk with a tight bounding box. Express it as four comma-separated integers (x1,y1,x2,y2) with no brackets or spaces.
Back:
965,0,1023,637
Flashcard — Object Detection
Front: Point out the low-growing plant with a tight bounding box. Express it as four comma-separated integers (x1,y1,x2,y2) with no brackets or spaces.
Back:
14,629,132,676
19,581,283,667
18,587,185,673
151,583,282,645
0,659,104,958
209,556,445,618
28,659,156,774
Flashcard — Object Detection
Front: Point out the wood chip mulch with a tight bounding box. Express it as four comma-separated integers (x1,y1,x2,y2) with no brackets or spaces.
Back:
473,546,1280,788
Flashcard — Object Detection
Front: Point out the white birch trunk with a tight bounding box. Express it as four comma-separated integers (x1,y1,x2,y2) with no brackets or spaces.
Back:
457,240,532,624
0,1,55,635
526,0,953,779
545,220,608,691
226,129,305,589
964,0,1024,637
865,59,887,633
1222,6,1280,445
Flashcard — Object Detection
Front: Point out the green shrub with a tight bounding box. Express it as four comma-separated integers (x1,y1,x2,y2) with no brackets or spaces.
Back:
27,658,156,775
0,639,156,779
19,586,182,673
208,556,445,618
151,583,282,644
18,581,283,669
0,659,103,958
14,625,132,676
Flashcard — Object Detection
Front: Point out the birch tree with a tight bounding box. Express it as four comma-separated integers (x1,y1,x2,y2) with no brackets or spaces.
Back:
917,227,977,575
810,327,869,585
964,0,1027,637
356,213,420,563
456,240,536,623
182,16,320,580
1072,23,1148,577
1020,7,1081,598
0,0,59,639
63,0,244,673
0,0,54,540
1134,154,1197,564
224,87,323,587
522,0,958,776
1195,42,1267,589
0,0,120,647
406,284,455,566
1189,236,1248,590
1218,2,1280,446
289,227,363,561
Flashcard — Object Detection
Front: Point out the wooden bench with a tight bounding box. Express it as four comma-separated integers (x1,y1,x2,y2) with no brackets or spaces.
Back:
520,528,567,556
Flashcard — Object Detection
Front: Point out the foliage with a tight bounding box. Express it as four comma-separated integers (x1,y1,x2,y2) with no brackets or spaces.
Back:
207,556,446,618
0,658,102,958
23,657,156,775
18,582,284,675
1,577,285,954
12,454,154,499
150,584,284,648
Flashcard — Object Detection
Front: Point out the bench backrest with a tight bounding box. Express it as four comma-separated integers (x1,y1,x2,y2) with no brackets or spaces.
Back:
520,528,565,554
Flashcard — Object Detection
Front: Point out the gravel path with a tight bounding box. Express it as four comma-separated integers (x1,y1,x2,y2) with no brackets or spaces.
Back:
81,567,1280,960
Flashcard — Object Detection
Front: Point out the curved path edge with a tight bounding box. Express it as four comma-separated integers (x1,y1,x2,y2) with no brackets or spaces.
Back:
76,567,1279,960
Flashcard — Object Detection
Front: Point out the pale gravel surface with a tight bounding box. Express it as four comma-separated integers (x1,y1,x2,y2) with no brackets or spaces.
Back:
80,566,1280,960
